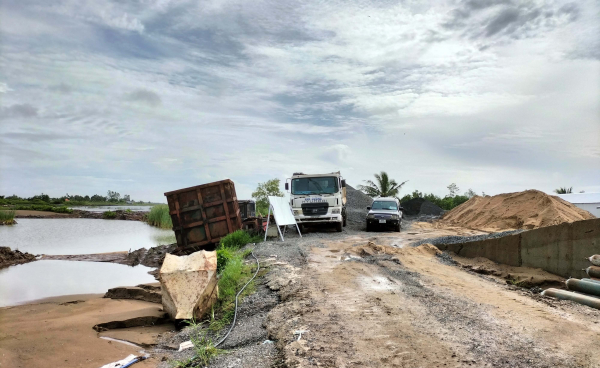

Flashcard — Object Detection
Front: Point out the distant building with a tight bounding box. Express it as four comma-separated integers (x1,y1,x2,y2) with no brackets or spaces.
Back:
556,193,600,217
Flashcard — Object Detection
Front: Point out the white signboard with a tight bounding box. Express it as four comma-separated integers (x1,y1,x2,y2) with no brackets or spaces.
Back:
264,196,302,241
268,196,296,225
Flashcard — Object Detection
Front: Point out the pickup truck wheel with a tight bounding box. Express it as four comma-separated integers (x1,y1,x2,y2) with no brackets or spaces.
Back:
366,223,370,232
343,216,347,227
395,223,401,232
335,221,343,232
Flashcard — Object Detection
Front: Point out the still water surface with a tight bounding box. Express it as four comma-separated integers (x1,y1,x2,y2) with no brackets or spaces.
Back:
70,205,153,212
0,261,156,307
0,219,173,306
0,218,175,255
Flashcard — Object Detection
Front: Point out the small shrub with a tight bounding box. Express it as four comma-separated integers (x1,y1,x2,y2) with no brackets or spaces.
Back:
0,210,16,225
216,246,234,273
147,204,172,229
102,211,117,219
125,208,132,213
219,230,253,250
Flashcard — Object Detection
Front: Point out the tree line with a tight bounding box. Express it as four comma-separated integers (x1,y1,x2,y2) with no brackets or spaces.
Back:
0,191,146,206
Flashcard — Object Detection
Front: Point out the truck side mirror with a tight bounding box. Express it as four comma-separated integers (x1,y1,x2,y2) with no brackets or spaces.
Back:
366,206,371,210
285,183,289,190
341,179,346,188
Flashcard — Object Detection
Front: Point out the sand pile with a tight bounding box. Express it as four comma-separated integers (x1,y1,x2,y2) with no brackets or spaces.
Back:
441,190,595,231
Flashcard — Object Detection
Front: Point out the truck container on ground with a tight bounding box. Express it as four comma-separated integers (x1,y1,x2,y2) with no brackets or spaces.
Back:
165,180,242,252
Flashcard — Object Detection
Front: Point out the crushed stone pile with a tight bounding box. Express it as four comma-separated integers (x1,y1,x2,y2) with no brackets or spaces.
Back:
440,190,595,231
0,246,36,268
345,184,373,224
401,198,444,216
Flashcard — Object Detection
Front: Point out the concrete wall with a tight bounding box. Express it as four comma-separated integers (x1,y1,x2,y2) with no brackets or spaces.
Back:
437,218,600,279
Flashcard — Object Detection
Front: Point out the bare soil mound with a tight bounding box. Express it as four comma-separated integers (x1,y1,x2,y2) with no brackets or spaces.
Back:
441,190,595,231
0,246,36,268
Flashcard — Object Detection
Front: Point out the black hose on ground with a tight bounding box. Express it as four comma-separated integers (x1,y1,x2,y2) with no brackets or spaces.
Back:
214,249,260,347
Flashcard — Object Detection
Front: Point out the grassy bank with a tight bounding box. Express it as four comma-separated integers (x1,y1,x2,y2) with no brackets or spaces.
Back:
0,209,16,225
12,205,73,214
147,204,172,229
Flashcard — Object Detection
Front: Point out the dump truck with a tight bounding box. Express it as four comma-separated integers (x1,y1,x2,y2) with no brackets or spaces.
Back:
285,171,347,232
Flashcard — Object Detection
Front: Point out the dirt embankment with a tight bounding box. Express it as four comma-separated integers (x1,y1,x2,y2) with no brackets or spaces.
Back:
440,189,595,231
15,209,147,221
0,246,36,268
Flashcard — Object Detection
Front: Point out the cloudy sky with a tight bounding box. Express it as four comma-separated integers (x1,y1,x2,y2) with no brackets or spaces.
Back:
1,0,598,202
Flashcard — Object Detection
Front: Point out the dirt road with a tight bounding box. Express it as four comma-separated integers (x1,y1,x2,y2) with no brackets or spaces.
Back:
262,226,600,368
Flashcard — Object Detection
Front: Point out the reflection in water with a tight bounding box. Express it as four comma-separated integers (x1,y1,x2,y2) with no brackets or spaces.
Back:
0,219,175,255
69,206,153,212
0,260,156,307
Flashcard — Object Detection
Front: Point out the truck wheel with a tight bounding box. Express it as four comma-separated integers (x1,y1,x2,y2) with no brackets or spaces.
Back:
335,221,343,232
395,223,401,232
343,216,347,227
366,223,370,232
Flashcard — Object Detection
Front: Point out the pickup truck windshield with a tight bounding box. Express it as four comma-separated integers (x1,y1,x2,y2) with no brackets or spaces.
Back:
292,177,338,195
371,201,398,210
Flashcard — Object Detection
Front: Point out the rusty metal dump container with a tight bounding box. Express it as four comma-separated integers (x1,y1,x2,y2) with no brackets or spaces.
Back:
165,180,242,251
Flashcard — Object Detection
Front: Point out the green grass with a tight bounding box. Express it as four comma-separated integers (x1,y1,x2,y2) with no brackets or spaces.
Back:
0,209,16,225
102,211,117,219
147,204,172,229
169,319,224,367
12,205,73,214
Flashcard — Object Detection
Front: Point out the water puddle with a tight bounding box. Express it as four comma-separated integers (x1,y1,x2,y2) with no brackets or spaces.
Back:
0,260,156,307
0,218,175,255
358,275,398,292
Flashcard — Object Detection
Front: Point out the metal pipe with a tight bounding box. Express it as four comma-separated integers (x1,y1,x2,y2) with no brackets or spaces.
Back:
541,288,600,310
566,278,600,297
585,266,600,279
582,278,600,285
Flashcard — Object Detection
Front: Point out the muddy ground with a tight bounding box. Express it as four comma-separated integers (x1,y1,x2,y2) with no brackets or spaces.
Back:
4,219,600,368
0,246,36,268
154,221,600,368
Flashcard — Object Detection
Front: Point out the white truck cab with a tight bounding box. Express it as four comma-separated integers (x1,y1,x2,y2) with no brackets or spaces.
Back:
285,172,347,232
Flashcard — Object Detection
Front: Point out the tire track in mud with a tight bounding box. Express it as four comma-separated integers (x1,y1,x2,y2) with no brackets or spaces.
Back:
266,243,589,368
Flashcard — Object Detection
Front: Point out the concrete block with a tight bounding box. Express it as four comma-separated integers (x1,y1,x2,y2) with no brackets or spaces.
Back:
160,250,218,320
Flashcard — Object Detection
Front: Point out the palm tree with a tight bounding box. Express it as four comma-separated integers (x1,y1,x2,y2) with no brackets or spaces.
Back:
554,187,573,194
358,171,408,198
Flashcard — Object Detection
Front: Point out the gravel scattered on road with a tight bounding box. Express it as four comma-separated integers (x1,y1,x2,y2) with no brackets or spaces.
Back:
410,229,524,247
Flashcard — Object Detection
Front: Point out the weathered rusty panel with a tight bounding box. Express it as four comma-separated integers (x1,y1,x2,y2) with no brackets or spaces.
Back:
164,179,242,250
208,221,229,239
178,190,200,209
181,209,203,224
186,226,208,244
205,204,226,220
200,186,222,204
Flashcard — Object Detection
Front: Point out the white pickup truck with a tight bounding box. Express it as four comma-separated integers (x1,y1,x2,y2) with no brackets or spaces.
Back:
285,172,347,232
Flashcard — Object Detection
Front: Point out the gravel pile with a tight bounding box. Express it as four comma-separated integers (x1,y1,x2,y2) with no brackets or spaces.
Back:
419,201,444,216
410,229,524,247
345,184,373,225
401,198,444,216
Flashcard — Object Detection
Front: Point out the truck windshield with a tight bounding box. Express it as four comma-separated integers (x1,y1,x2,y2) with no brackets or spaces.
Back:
371,201,398,210
291,177,338,195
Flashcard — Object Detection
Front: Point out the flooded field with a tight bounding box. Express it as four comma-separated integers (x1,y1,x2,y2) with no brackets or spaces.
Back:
69,205,153,212
0,260,155,306
0,218,175,255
